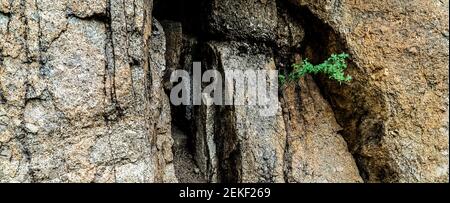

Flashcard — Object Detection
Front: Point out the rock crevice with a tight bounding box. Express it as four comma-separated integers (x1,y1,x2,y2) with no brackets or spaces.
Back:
1,0,447,183
153,0,363,183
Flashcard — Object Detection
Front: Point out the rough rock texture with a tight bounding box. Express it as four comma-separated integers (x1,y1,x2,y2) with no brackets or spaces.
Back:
204,0,278,42
149,18,178,183
289,0,449,182
172,125,206,183
160,20,183,91
195,1,363,183
1,0,448,183
275,3,304,57
194,96,218,183
200,40,361,183
0,0,176,183
153,0,365,183
282,76,363,183
203,41,287,183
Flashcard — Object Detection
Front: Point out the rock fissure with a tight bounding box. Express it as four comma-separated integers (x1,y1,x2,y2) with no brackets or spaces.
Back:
0,0,447,183
150,0,365,183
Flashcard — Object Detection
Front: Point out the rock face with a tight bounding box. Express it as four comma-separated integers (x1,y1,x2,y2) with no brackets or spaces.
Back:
194,0,362,183
288,0,449,182
0,0,176,183
204,0,278,42
1,0,448,183
282,76,363,183
194,96,218,183
203,41,287,183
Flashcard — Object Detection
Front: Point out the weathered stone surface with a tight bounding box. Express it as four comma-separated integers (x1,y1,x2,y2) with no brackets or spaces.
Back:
149,18,178,183
1,0,447,184
160,20,183,91
194,96,218,183
275,4,304,52
288,0,449,182
0,0,176,183
205,0,278,42
282,76,363,183
196,40,362,184
204,41,287,183
68,0,107,18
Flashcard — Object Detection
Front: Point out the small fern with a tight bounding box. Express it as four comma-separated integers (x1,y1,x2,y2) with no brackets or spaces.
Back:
280,53,352,86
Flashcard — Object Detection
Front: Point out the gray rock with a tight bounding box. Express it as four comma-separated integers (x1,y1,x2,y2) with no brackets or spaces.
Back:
204,0,278,42
203,41,286,183
282,76,363,183
289,0,449,183
194,96,218,182
0,0,176,183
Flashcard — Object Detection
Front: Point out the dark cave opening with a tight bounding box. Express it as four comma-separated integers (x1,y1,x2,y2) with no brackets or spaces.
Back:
153,0,205,134
153,0,209,183
153,0,206,37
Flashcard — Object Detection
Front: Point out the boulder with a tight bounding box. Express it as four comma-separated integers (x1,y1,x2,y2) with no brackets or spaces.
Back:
288,0,449,182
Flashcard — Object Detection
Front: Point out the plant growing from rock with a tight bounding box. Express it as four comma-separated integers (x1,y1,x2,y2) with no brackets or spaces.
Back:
279,53,352,86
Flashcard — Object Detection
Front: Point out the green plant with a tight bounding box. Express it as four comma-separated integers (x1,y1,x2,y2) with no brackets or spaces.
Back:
280,53,352,86
278,75,286,86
